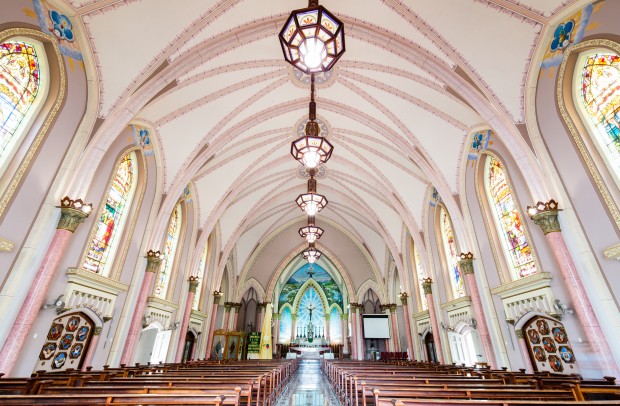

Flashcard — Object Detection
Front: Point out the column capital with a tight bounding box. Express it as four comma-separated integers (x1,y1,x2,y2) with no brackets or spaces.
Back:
213,290,223,304
291,313,298,321
527,200,561,234
324,314,330,321
57,197,93,232
515,329,525,339
145,250,163,273
273,313,281,320
258,302,268,309
341,313,349,321
458,252,475,275
422,278,433,295
233,303,242,313
93,326,103,336
388,304,397,313
399,292,409,305
224,302,234,311
188,276,200,293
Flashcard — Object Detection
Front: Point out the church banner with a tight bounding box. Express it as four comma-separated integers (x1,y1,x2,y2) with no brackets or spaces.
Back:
247,332,261,354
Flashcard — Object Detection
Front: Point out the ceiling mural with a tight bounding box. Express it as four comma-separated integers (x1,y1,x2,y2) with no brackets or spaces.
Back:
278,263,343,311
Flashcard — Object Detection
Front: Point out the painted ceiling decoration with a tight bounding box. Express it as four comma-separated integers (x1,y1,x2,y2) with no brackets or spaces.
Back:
33,0,599,297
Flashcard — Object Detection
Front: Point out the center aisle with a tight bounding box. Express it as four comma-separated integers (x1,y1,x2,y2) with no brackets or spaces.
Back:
275,359,341,406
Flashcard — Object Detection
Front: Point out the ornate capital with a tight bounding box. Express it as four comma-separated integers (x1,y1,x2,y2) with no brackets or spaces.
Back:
324,314,330,321
389,304,397,313
399,292,408,305
145,250,163,273
224,301,234,311
258,302,268,309
213,290,223,304
188,276,200,293
458,252,475,275
292,313,298,321
515,329,525,339
93,326,103,336
233,303,242,313
57,197,92,232
380,304,391,313
527,200,561,234
422,278,433,295
273,313,281,320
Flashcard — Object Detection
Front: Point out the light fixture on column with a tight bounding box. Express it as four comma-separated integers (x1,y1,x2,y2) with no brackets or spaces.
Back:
291,75,333,169
296,175,328,215
302,243,321,263
299,216,324,243
526,199,559,217
279,0,345,74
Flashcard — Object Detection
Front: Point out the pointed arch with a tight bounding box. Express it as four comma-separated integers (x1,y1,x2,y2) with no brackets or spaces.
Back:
236,277,266,303
154,202,183,299
437,205,465,299
292,278,330,316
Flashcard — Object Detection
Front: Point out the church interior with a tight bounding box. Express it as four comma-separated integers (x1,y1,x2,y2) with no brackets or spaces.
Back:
1,0,620,404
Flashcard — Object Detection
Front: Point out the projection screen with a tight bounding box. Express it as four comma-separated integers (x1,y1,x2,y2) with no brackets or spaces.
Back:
362,314,391,338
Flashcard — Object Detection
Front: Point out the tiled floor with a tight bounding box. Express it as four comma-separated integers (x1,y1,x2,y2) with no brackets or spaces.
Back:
275,359,341,406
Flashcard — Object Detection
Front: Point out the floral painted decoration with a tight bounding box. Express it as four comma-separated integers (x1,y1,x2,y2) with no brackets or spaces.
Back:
49,10,74,42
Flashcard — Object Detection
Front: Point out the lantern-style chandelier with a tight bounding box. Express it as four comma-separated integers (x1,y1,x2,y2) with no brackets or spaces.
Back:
301,243,321,263
279,0,346,74
296,174,328,215
299,216,324,243
281,0,345,264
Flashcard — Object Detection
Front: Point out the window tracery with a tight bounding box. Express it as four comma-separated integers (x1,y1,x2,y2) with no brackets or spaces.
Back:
154,204,182,299
439,207,465,298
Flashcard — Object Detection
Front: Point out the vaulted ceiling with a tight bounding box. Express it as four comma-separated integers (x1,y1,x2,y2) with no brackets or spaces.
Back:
69,0,574,289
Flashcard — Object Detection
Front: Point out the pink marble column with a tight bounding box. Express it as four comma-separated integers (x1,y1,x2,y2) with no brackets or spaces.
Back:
459,253,497,368
174,276,199,362
205,291,223,358
356,306,364,360
349,305,358,360
341,315,349,355
232,303,241,330
529,202,619,377
0,198,91,376
222,303,232,331
422,279,444,364
515,330,534,373
81,326,102,371
120,250,162,365
390,305,400,352
399,293,414,360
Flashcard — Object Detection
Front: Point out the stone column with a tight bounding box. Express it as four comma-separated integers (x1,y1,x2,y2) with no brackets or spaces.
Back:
515,329,534,373
355,304,364,360
0,197,92,376
120,250,163,365
349,305,358,360
290,313,297,343
205,291,223,358
422,278,444,364
341,314,349,355
174,276,200,362
380,304,392,352
232,303,242,330
458,252,497,368
222,302,232,331
399,293,414,360
81,326,102,371
528,200,619,376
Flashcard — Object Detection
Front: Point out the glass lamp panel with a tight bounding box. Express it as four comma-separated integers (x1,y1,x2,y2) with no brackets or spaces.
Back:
326,41,336,54
336,31,344,53
321,13,339,34
297,9,319,27
290,48,299,60
291,32,303,47
282,17,297,42
317,28,331,43
302,27,316,39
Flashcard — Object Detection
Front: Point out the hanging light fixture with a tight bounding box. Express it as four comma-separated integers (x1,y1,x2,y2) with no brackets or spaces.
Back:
299,215,324,243
279,0,345,74
291,74,334,169
302,243,321,263
296,174,328,215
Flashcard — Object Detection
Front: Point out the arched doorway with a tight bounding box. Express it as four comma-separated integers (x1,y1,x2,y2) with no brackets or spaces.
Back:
424,332,437,363
134,321,172,364
182,331,196,362
448,322,484,366
522,315,580,374
34,312,95,372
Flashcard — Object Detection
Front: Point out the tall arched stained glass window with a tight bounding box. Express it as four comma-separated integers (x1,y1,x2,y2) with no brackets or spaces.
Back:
155,203,182,299
0,40,47,168
485,156,538,279
279,307,292,343
439,207,465,298
83,151,138,276
577,52,620,178
414,246,428,310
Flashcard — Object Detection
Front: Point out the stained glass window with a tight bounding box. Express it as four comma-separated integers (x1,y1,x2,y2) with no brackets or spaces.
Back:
580,52,620,174
440,208,465,298
83,152,137,276
486,157,538,279
193,247,208,310
329,308,342,343
414,246,428,310
154,204,182,299
0,41,42,166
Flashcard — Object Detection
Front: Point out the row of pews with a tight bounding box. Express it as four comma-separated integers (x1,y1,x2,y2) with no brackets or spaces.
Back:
323,359,620,406
0,358,298,405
